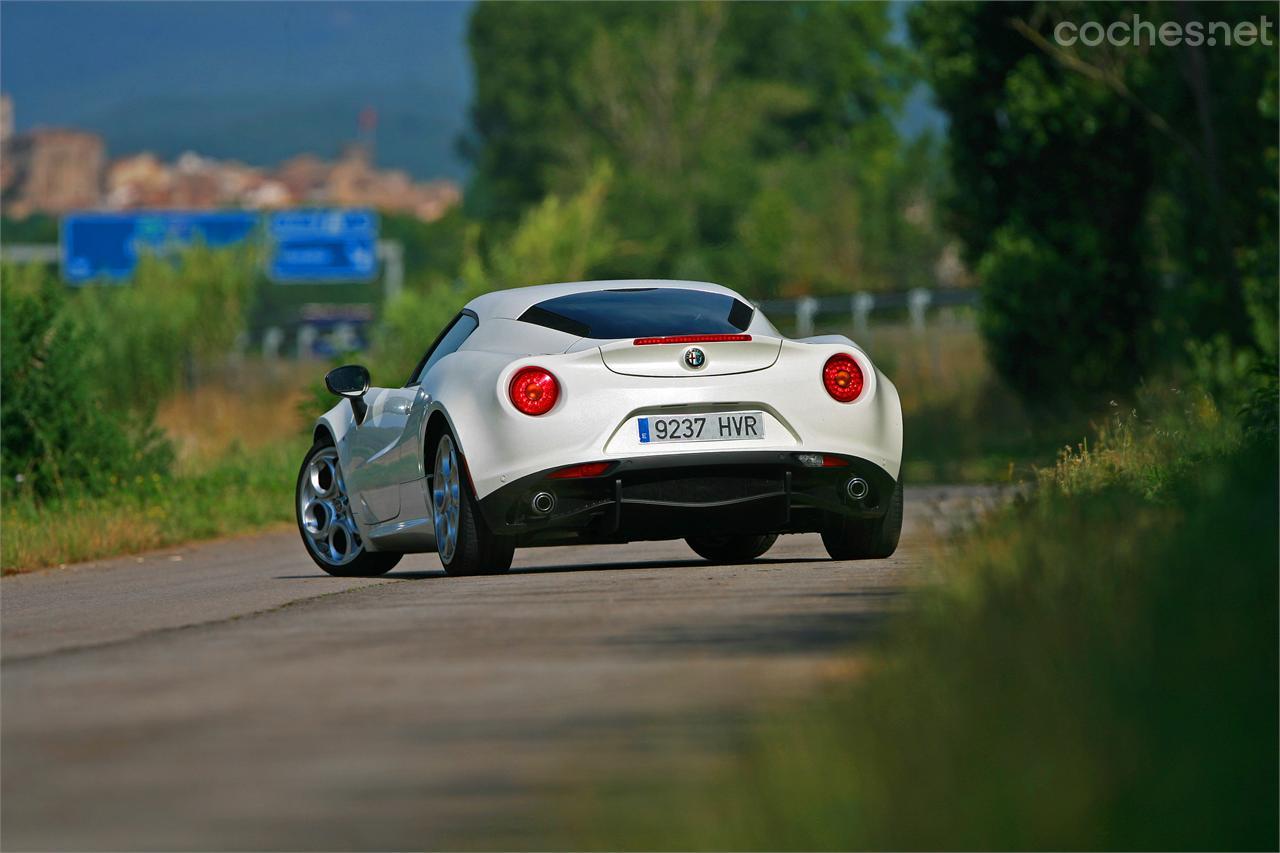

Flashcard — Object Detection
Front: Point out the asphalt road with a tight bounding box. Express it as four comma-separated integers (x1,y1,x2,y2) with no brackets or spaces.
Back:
2,486,1005,851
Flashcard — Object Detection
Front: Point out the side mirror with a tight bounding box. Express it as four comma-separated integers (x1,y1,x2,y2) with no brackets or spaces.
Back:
325,364,370,423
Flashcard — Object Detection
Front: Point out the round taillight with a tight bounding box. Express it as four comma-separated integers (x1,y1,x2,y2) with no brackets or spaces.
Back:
822,354,864,403
509,366,559,415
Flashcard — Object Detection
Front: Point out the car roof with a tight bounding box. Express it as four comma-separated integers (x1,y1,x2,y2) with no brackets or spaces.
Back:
464,279,748,322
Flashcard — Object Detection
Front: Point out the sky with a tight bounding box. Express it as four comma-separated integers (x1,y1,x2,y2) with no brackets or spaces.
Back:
0,1,476,178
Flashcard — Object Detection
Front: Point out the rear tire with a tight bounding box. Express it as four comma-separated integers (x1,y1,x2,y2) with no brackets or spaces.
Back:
821,477,903,560
686,534,778,564
296,440,402,577
431,432,515,577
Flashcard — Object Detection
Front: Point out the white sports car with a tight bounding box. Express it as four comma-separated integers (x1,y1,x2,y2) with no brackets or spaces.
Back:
297,280,903,576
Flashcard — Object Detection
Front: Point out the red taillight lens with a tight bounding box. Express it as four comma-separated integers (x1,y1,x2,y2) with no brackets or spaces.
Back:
509,367,559,415
547,461,611,479
633,334,752,346
822,354,864,402
822,455,849,467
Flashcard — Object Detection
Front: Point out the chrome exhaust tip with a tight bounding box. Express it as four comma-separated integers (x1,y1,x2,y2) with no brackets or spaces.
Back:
531,491,556,514
845,477,870,501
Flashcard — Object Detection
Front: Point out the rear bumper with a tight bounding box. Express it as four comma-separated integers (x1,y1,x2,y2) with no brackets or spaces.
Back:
476,450,896,547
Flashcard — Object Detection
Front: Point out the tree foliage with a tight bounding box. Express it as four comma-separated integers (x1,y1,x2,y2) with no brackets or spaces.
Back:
911,0,1278,408
372,166,619,380
1,246,263,499
464,1,947,296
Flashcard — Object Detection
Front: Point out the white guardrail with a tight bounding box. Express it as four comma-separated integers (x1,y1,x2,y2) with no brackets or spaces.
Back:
758,288,979,337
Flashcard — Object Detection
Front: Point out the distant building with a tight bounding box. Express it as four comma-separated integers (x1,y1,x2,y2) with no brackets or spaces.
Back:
411,180,462,222
0,97,459,221
0,95,15,197
0,94,13,147
276,154,331,205
106,152,172,209
1,128,105,216
278,144,461,221
328,143,379,206
326,143,461,221
242,179,292,209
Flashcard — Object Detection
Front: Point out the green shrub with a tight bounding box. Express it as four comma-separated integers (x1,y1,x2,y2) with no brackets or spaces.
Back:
1,245,259,500
69,244,261,408
1,264,171,499
977,223,1151,412
371,286,473,384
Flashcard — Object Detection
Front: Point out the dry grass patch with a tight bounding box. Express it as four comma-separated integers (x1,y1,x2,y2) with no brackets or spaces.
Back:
155,360,314,466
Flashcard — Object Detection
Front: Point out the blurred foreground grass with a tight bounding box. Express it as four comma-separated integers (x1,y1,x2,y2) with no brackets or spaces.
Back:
570,390,1278,850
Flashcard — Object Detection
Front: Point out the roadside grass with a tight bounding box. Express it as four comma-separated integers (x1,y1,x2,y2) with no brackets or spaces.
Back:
0,318,1059,571
1042,390,1240,499
2,357,316,573
569,390,1278,850
1,439,304,574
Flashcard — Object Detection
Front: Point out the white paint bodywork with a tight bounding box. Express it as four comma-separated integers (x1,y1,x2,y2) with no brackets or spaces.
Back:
313,280,903,552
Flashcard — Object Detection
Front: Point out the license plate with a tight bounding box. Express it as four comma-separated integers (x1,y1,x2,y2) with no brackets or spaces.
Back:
637,411,765,444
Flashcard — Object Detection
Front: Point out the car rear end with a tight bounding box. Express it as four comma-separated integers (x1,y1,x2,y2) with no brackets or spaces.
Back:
465,322,902,547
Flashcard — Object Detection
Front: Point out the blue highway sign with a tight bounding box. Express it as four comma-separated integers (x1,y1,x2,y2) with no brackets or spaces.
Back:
61,211,260,283
267,209,378,283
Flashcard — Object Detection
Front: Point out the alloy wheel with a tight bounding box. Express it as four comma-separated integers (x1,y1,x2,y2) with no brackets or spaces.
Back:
432,435,462,563
298,446,364,567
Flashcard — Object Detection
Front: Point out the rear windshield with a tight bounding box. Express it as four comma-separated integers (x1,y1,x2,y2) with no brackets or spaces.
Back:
518,288,754,339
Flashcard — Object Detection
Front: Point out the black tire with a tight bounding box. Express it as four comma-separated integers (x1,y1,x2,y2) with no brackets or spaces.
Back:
821,477,904,560
686,533,778,564
296,440,402,577
431,432,515,577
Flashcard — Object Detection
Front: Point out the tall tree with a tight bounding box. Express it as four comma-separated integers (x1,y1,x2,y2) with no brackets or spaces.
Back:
462,2,649,221
910,0,1277,408
465,2,910,222
464,1,943,296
